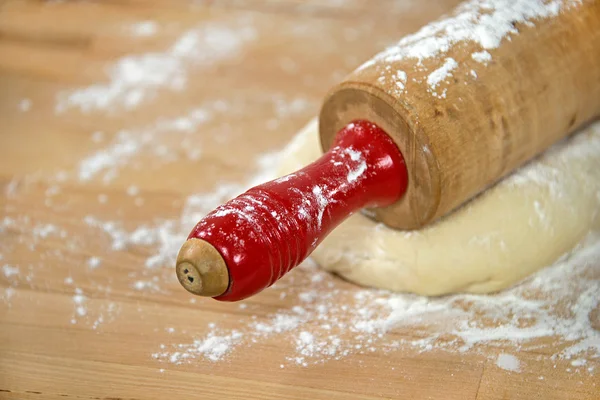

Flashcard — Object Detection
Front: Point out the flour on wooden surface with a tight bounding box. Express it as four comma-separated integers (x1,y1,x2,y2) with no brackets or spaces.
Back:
55,20,257,113
153,330,244,363
74,92,311,183
77,106,211,181
153,235,600,367
2,121,600,370
2,6,598,375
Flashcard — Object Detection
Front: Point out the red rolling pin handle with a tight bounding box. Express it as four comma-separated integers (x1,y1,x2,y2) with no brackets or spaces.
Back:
187,121,408,301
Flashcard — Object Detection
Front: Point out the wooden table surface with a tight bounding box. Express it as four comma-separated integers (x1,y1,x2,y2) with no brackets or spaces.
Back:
1,1,598,399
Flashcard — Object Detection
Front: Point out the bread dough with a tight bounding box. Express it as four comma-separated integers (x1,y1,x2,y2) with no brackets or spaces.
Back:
278,118,600,295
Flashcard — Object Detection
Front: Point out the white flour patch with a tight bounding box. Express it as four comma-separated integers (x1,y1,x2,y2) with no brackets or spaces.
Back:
427,57,458,88
395,70,407,91
312,185,329,228
2,264,19,278
571,359,587,367
87,257,102,270
345,151,367,183
153,329,243,363
471,50,492,64
427,57,458,98
496,353,521,372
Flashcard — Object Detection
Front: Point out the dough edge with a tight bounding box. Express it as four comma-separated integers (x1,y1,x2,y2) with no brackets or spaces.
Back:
277,118,600,295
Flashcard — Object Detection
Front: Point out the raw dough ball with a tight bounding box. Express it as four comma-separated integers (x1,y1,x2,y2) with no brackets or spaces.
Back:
278,118,600,295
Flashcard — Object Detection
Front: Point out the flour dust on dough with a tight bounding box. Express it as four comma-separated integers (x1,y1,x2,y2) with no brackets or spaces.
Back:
278,118,600,295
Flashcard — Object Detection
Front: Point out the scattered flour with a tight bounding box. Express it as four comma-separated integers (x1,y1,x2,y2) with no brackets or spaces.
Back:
56,20,257,113
77,106,211,181
32,224,58,238
2,264,19,278
74,92,311,182
153,329,243,363
152,236,600,368
67,287,118,329
132,279,163,292
72,290,88,318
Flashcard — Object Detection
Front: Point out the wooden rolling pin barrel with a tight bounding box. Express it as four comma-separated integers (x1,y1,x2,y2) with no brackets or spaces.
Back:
176,0,600,301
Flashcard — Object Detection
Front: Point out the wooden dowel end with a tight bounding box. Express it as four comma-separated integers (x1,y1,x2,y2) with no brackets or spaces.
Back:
175,238,229,297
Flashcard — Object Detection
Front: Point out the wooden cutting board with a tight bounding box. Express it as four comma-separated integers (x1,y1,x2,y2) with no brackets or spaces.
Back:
0,1,598,399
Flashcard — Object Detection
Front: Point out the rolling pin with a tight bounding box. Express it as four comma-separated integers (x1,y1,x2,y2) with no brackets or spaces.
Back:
176,0,600,301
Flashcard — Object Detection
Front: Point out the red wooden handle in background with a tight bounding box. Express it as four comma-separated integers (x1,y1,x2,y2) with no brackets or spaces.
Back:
183,121,408,301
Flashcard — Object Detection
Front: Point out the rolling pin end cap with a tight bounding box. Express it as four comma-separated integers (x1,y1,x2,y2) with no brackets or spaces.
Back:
175,238,229,297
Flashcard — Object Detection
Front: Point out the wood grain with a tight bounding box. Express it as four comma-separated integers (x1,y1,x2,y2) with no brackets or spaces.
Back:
0,1,597,399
